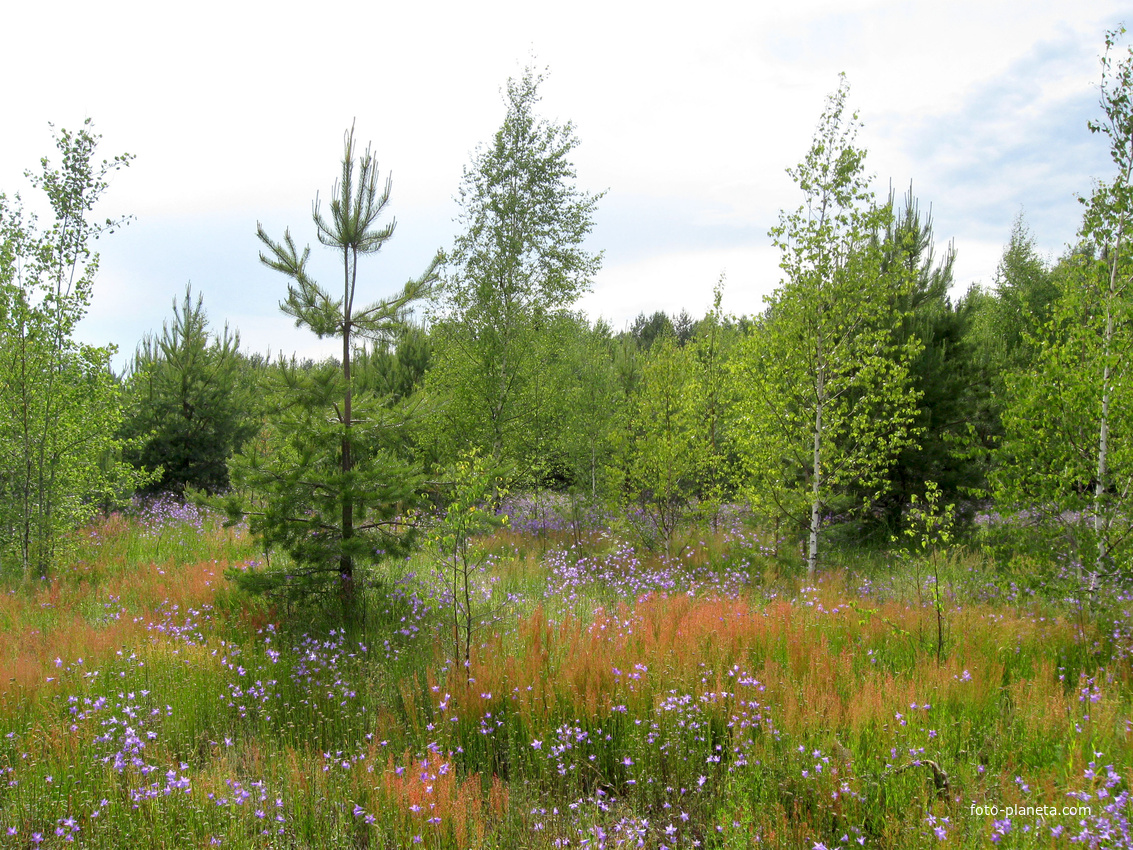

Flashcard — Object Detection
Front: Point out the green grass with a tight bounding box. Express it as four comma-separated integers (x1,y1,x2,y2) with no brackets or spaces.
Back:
0,509,1129,848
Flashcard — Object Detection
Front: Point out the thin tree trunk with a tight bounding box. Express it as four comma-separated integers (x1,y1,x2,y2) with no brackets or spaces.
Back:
808,400,822,580
452,542,461,664
463,551,473,671
1095,221,1123,576
591,441,596,500
808,356,825,580
340,247,355,602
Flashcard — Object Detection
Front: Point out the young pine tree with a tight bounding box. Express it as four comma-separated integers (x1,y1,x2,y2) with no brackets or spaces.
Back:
226,126,440,613
121,284,256,495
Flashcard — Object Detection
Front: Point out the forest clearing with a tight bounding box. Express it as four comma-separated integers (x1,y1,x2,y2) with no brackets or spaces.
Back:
0,497,1129,848
2,22,1133,850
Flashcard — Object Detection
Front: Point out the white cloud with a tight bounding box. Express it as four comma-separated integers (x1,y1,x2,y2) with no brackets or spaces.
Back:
580,246,781,328
3,0,1129,360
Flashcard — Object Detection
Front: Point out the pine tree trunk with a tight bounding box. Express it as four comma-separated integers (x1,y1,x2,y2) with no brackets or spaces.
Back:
340,249,355,606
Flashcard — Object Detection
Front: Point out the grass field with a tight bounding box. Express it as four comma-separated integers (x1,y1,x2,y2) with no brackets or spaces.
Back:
0,498,1129,848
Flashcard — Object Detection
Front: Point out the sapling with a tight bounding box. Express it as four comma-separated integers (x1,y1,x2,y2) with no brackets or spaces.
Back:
432,451,508,674
903,481,955,664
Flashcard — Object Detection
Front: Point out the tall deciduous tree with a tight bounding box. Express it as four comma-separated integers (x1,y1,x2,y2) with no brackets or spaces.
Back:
0,121,143,578
732,77,920,577
427,66,602,479
994,29,1133,584
228,126,440,608
627,333,700,552
1081,28,1133,578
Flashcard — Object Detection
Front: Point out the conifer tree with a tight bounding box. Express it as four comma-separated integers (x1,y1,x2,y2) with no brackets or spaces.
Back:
227,126,440,610
121,284,255,495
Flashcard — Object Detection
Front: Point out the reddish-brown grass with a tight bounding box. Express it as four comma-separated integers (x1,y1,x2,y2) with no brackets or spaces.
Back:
428,588,1117,768
368,749,506,847
0,556,229,708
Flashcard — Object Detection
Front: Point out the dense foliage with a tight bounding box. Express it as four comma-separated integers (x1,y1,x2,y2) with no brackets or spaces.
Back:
426,66,602,489
3,27,1133,850
1,33,1131,611
119,285,257,496
0,121,144,580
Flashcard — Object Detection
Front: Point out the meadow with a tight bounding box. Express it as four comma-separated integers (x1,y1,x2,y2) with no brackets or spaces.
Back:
0,498,1130,849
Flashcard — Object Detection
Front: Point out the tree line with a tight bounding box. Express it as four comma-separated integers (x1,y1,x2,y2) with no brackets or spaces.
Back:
1,32,1131,600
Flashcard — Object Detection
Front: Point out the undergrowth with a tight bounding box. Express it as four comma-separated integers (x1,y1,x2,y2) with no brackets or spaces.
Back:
0,502,1129,848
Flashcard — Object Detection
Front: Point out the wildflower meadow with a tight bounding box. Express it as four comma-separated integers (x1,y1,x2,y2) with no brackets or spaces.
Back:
0,495,1130,849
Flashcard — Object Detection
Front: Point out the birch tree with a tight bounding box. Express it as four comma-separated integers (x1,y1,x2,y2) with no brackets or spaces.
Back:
427,66,602,480
994,29,1133,585
1081,28,1133,577
732,77,920,577
0,121,143,578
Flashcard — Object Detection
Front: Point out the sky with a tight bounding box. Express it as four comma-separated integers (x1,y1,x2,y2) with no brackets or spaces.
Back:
1,0,1128,366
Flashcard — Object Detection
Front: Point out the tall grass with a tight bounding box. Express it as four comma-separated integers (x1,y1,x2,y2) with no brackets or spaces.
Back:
0,505,1129,848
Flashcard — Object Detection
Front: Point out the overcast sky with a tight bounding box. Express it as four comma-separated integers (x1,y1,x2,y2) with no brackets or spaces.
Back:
1,0,1127,365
